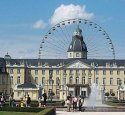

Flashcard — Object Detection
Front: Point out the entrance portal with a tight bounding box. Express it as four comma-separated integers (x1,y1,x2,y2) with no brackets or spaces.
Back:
75,87,80,96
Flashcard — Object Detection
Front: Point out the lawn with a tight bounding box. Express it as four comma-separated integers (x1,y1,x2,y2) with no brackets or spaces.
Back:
0,111,35,115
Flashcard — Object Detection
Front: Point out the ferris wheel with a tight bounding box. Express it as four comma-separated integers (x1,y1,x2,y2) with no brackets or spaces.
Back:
39,18,115,59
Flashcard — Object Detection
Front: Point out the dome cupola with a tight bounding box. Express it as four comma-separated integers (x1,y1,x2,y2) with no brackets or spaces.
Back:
67,25,87,59
4,52,11,59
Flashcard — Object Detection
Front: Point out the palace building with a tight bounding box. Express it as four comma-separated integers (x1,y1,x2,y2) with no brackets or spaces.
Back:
0,26,125,100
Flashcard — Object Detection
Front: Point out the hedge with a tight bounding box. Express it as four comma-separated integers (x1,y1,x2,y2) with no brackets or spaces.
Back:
0,107,44,112
37,107,56,115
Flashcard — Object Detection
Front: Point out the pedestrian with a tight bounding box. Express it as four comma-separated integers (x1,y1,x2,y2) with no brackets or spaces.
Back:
26,94,31,107
78,96,83,111
38,97,42,107
72,96,78,111
42,92,47,107
9,95,12,107
1,96,5,107
66,96,71,112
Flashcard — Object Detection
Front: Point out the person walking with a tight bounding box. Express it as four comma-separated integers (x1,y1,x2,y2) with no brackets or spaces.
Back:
42,92,47,107
26,94,31,107
66,96,71,112
78,96,83,111
72,96,78,111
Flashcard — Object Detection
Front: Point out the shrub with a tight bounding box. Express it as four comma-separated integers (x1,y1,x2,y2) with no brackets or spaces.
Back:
111,93,115,97
37,107,55,115
105,92,109,97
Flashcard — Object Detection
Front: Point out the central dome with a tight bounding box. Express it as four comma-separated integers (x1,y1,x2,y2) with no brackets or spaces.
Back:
67,26,87,52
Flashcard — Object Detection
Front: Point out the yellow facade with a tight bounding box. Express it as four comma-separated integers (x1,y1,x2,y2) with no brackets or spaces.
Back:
1,59,124,101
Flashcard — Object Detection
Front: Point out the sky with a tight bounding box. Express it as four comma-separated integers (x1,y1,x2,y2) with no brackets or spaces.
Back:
0,0,125,59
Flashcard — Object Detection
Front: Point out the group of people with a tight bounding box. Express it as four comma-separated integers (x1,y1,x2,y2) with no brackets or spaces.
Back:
66,95,84,112
20,94,31,107
38,92,47,107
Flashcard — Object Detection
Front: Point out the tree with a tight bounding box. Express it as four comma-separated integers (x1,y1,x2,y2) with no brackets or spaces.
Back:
105,92,109,101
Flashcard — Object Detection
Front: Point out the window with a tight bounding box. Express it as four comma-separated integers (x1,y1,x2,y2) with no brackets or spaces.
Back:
10,76,13,84
70,53,72,57
69,70,73,74
63,77,66,84
63,70,66,74
49,79,54,85
10,69,13,74
76,53,80,57
82,77,85,84
103,78,106,85
103,70,106,75
96,77,98,84
110,89,113,94
49,70,53,78
88,70,91,76
110,78,113,85
35,77,38,84
17,69,20,74
2,76,5,84
76,77,79,84
110,70,113,75
82,70,85,75
42,70,45,75
88,77,91,84
56,77,60,85
18,92,21,97
35,70,38,75
17,76,20,84
117,71,120,75
56,70,59,75
28,70,31,74
69,76,73,84
42,77,45,84
96,70,99,75
117,78,121,85
56,89,59,95
76,70,79,75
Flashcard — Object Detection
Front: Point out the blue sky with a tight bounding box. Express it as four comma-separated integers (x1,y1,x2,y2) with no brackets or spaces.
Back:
0,0,125,59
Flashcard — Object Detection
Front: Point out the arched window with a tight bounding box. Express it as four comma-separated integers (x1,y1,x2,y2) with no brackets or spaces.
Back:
63,77,66,84
42,77,45,84
10,76,13,84
56,77,60,85
82,77,85,84
76,77,79,84
69,76,73,84
17,76,20,84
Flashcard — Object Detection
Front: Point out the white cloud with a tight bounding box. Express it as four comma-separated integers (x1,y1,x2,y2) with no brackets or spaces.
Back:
50,4,94,25
33,20,47,29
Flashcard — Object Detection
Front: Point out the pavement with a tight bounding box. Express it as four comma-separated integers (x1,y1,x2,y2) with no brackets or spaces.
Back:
56,111,125,115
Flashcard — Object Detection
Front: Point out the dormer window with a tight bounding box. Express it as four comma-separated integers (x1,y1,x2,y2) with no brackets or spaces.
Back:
70,53,72,57
76,53,80,57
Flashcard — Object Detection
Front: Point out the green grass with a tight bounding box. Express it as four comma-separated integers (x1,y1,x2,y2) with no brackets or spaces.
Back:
0,111,35,115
